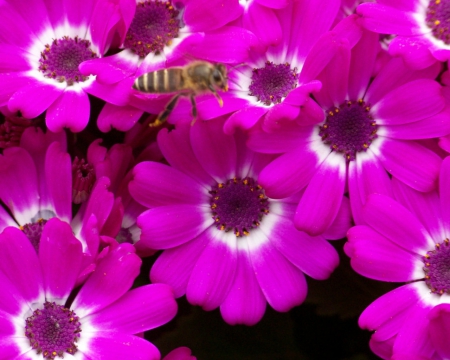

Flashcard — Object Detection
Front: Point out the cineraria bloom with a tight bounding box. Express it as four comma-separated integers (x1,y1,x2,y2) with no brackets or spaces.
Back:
437,70,450,153
0,128,118,278
0,0,128,132
79,0,256,132
208,2,365,134
247,29,450,234
357,0,450,69
128,118,350,325
0,218,177,359
344,157,450,359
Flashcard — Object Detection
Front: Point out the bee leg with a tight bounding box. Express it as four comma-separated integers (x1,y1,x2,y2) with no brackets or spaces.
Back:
190,93,198,126
208,85,223,107
151,93,183,127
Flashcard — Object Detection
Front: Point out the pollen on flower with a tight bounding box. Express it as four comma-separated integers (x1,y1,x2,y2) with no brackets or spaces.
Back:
25,301,81,360
209,177,270,237
423,238,450,294
38,36,98,85
248,61,298,106
319,99,378,162
426,0,450,44
21,218,48,253
124,0,180,57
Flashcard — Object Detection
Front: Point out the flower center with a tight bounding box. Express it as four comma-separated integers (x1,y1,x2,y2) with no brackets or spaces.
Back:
25,301,81,360
426,0,450,44
39,36,98,86
72,157,95,204
124,0,180,57
209,177,270,237
423,238,450,295
248,61,298,106
319,100,378,162
116,227,134,244
21,219,48,253
0,115,32,149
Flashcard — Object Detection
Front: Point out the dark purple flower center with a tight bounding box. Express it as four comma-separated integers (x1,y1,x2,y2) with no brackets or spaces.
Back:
423,238,450,295
124,0,180,57
426,0,450,44
248,61,298,106
39,36,98,85
0,115,32,149
209,177,270,237
25,301,81,360
116,227,134,244
72,157,95,204
21,219,48,253
319,100,378,162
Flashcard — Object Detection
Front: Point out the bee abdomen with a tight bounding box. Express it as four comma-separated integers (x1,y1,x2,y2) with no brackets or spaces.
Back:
133,69,184,93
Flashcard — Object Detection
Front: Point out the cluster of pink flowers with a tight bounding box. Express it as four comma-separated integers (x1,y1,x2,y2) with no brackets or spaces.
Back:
0,0,449,358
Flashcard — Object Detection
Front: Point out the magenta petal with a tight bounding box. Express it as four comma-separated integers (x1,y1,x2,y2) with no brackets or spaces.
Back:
220,246,266,326
247,122,315,154
270,215,339,280
150,234,209,297
223,105,267,135
363,194,434,251
40,218,83,301
259,144,321,199
429,304,450,358
45,142,72,222
323,196,352,240
184,0,242,31
73,244,141,316
440,157,450,226
80,333,160,360
186,27,257,63
0,147,39,224
393,303,434,357
255,0,289,8
357,3,420,35
8,82,63,118
138,205,211,249
373,79,445,125
0,337,20,359
262,103,301,132
385,107,450,139
244,2,282,47
0,227,42,302
250,240,307,312
46,90,90,132
130,162,206,208
191,119,236,181
79,53,138,84
0,270,27,315
377,139,441,192
158,126,213,184
392,177,442,241
359,284,420,330
0,45,32,72
163,347,196,360
389,36,437,70
97,103,143,132
87,284,177,334
186,230,237,311
346,225,418,281
294,152,346,236
84,77,134,106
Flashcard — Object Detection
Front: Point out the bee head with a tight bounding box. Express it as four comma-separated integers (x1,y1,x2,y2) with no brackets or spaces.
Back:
212,63,228,91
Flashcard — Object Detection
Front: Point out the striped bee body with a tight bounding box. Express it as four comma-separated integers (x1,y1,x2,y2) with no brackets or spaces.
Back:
133,68,185,93
132,61,228,127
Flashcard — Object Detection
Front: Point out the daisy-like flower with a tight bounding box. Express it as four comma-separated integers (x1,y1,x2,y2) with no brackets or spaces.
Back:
357,0,450,69
247,28,450,234
203,1,363,134
128,118,350,325
344,157,450,359
0,0,128,132
0,217,177,359
80,0,256,132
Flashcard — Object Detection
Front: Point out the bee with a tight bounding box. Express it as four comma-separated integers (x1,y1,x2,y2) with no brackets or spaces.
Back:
132,61,228,127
